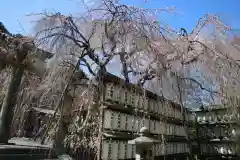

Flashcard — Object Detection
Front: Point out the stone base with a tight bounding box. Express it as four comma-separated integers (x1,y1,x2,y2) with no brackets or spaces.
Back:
0,137,55,160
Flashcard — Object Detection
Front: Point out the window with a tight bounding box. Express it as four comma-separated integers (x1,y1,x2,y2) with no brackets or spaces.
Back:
124,90,128,104
104,110,112,129
117,113,121,129
108,141,112,159
112,141,120,159
120,114,127,130
153,121,156,133
150,100,154,113
119,141,125,159
102,140,110,159
114,85,120,102
126,143,132,159
106,83,114,100
166,124,170,135
158,102,162,115
127,115,133,131
110,111,114,129
144,97,149,111
138,96,144,109
130,92,135,107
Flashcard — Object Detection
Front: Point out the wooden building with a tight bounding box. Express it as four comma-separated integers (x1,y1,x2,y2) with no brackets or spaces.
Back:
100,72,195,160
195,106,239,160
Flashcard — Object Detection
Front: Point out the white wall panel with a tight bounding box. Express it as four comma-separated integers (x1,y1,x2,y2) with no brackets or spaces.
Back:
114,85,121,103
119,141,126,159
153,101,159,114
106,83,114,101
103,110,112,129
120,113,127,130
112,112,119,129
144,97,149,111
127,114,134,131
102,140,109,160
111,141,118,160
149,99,154,113
129,92,136,107
126,144,133,159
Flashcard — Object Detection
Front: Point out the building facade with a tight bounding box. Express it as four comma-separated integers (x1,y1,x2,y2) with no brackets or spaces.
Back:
195,106,239,160
100,73,195,160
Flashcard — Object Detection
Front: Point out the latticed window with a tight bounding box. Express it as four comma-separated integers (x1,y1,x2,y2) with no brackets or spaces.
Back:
132,144,136,158
124,143,128,159
112,112,119,129
176,110,179,119
107,140,112,159
144,97,149,111
120,113,126,130
149,99,154,113
144,118,150,129
117,113,121,129
130,92,135,107
127,143,133,159
154,101,159,113
173,143,177,154
102,141,109,159
124,89,128,104
153,120,156,133
116,141,120,159
127,115,133,131
155,144,160,155
169,107,173,117
119,141,125,159
125,114,128,130
130,87,135,107
114,85,121,103
148,99,153,112
111,141,118,159
169,124,172,135
158,102,162,115
106,83,114,100
138,96,144,109
172,125,176,135
103,110,112,129
110,111,114,129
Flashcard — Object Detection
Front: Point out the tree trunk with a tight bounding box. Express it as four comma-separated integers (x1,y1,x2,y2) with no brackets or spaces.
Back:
0,66,24,143
54,93,73,155
176,76,194,160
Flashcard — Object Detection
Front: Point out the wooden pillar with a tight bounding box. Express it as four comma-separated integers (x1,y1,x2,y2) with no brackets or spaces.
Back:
0,65,24,143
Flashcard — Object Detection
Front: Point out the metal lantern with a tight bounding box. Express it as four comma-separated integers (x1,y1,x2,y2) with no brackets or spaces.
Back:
208,115,213,123
202,116,206,123
197,116,202,123
128,127,160,160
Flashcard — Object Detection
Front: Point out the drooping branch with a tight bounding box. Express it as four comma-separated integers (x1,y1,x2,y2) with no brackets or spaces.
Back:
180,77,219,94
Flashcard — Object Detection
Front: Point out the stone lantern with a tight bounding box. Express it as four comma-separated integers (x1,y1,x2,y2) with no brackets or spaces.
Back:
128,127,160,160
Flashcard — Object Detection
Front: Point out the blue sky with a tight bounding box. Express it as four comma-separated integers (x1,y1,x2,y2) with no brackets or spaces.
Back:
0,0,239,35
